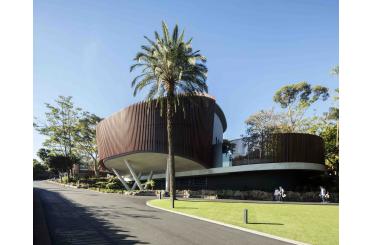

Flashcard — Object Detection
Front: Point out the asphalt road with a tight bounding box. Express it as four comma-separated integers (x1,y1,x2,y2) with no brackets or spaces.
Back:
34,181,291,245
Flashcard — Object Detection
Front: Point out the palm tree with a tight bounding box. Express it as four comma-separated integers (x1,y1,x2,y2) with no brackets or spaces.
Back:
130,21,208,208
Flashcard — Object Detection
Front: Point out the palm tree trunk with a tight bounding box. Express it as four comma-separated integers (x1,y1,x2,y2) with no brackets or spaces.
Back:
167,96,176,208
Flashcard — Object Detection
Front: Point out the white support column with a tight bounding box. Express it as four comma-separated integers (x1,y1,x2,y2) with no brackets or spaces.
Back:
112,168,130,191
131,172,142,191
147,171,153,182
124,160,144,191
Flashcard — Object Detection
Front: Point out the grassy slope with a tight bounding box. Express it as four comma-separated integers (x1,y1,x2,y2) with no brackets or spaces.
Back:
149,200,338,245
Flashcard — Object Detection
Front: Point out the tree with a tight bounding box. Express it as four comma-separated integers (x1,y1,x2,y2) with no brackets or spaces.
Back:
46,154,80,179
73,112,102,177
34,96,82,157
37,148,51,163
243,109,284,155
222,139,236,155
320,124,339,175
130,21,208,208
273,82,329,132
33,158,41,166
328,65,339,146
331,65,339,76
33,161,49,180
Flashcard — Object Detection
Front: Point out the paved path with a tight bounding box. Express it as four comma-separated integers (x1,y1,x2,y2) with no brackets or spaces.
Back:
34,181,291,245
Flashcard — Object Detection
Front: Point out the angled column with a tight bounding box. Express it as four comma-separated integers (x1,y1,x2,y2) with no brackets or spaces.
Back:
112,168,130,191
124,160,144,191
131,172,142,191
144,171,154,190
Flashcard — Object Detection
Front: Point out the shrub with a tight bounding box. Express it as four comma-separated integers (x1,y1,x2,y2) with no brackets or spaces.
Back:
33,163,49,180
61,176,69,184
95,181,108,188
245,190,272,201
106,181,122,190
105,177,122,189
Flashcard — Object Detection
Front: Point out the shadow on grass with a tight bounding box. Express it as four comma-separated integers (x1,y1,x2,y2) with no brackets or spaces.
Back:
34,187,150,245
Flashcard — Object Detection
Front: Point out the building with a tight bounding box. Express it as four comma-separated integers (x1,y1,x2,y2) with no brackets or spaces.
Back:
96,94,326,191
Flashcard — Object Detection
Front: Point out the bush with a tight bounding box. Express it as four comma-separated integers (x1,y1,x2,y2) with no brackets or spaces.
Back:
106,181,122,190
95,181,108,188
188,189,338,203
61,176,69,184
245,190,273,201
33,163,49,180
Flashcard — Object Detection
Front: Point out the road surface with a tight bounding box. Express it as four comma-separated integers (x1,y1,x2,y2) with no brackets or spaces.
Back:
34,181,291,245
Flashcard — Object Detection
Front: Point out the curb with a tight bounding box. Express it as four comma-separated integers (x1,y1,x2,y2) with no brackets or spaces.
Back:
146,201,310,245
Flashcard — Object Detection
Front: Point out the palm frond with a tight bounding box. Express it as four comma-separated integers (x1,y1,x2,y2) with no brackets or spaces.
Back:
130,22,209,116
162,21,170,43
172,24,179,43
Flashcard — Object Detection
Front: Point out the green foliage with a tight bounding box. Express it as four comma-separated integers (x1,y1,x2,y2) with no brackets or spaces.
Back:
145,179,155,190
222,139,236,155
61,176,69,184
46,154,79,174
243,109,285,152
95,181,108,188
73,112,102,176
273,82,329,132
130,21,208,112
273,82,329,108
33,162,49,180
34,96,82,157
37,148,51,163
105,177,123,189
320,124,339,175
33,158,40,166
331,65,339,76
34,95,103,176
105,182,121,190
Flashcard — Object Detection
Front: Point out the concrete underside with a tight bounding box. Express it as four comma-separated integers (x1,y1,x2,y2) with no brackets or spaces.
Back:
104,154,326,191
151,162,325,179
103,152,204,177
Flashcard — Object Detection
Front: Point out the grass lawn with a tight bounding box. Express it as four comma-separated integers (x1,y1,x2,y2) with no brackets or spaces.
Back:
149,199,338,245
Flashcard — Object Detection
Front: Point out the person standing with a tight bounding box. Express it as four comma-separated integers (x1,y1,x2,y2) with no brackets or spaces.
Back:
320,186,326,203
279,186,285,201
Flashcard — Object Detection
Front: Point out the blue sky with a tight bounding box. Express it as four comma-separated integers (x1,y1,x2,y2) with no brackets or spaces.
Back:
33,0,339,157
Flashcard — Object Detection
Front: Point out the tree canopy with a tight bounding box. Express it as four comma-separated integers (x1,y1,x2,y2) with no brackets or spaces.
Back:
34,96,81,157
273,82,329,132
34,95,102,176
130,21,208,112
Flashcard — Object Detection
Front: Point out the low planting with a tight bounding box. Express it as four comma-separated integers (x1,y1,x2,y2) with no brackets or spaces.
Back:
51,176,156,196
181,189,339,203
149,199,339,245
